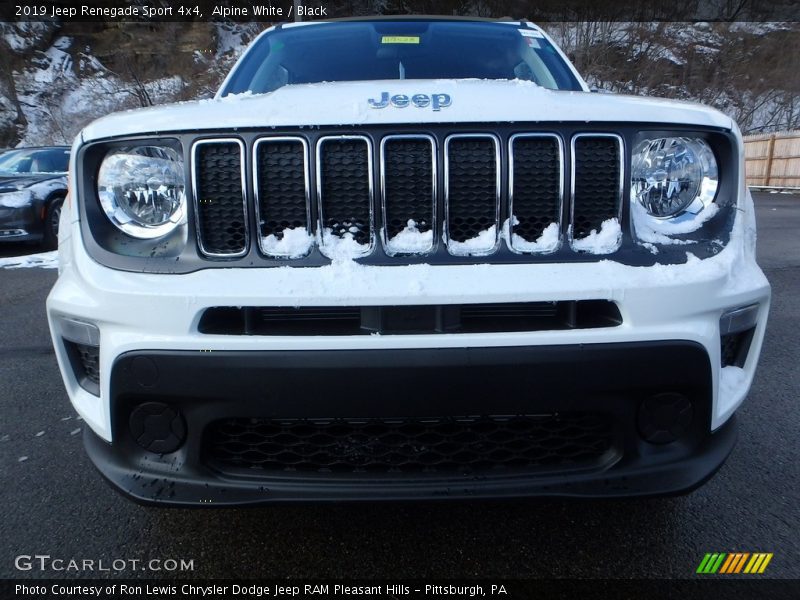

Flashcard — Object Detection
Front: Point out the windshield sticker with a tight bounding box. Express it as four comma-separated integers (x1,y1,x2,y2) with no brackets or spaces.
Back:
382,36,420,44
519,29,544,39
525,37,541,49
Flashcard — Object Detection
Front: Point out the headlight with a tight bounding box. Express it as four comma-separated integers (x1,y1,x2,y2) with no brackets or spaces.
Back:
0,189,33,208
97,146,186,239
0,183,28,193
631,137,718,218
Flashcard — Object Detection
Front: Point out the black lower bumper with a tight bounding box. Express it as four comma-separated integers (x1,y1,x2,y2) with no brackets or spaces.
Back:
86,342,737,505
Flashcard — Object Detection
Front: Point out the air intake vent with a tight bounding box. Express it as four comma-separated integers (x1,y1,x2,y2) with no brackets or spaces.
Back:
721,328,756,368
509,134,562,251
254,138,310,257
198,301,622,336
193,140,247,257
445,135,500,255
381,136,436,255
204,413,615,475
318,136,373,256
64,340,100,396
571,135,622,241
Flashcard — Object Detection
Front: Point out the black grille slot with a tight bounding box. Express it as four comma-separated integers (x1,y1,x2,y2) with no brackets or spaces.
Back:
572,136,621,240
255,139,309,255
204,414,615,475
510,135,561,247
382,137,435,253
318,137,372,248
198,301,621,336
194,141,246,256
446,136,499,249
721,327,756,368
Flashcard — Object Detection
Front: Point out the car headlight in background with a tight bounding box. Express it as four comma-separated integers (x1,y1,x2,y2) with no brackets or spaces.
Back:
97,146,186,239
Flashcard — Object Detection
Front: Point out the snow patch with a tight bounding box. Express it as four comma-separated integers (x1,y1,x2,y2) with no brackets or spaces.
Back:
321,230,370,259
631,201,720,245
571,218,622,254
0,251,58,269
215,22,253,58
260,227,314,258
386,220,433,254
505,219,560,253
448,225,497,256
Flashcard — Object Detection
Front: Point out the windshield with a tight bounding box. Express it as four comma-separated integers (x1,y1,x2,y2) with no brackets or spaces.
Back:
0,148,69,177
221,20,582,96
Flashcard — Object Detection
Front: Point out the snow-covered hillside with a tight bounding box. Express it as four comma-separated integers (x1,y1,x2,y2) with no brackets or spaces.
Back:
0,21,260,147
1,19,798,148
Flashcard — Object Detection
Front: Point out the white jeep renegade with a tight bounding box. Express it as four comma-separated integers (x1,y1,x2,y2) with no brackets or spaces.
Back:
47,17,770,505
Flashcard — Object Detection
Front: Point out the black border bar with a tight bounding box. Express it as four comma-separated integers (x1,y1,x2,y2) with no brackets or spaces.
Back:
2,0,799,23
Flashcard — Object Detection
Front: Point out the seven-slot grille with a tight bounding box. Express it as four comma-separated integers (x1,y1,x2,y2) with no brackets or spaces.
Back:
192,131,623,259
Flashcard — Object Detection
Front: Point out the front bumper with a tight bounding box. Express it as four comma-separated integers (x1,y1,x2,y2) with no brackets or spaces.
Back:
85,343,737,504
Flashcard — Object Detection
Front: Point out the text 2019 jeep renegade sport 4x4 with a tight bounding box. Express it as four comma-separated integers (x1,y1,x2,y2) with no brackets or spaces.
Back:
47,18,770,505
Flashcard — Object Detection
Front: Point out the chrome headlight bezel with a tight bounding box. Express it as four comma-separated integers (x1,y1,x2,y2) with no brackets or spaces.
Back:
630,131,732,248
631,136,719,219
96,144,187,240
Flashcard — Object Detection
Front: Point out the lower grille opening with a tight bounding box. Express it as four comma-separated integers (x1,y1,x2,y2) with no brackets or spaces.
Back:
721,327,756,367
198,300,622,336
204,414,615,476
64,340,100,395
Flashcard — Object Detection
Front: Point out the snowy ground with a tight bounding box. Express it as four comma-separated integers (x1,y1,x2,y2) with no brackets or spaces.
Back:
0,249,58,269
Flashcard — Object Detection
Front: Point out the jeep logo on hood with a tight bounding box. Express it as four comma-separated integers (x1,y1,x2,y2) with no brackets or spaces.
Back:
368,92,452,111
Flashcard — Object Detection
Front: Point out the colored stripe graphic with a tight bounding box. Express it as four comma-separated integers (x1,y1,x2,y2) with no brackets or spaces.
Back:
697,552,773,574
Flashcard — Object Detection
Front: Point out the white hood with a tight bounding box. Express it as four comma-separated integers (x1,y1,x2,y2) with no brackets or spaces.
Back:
80,79,733,143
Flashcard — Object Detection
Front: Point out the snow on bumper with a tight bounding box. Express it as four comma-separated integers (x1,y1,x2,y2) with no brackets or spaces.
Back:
47,215,770,442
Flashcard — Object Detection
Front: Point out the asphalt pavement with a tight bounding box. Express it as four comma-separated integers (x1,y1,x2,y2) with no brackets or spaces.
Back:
0,191,797,580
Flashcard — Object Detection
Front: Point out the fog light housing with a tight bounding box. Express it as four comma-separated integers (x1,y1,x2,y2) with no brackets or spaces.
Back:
638,393,693,444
